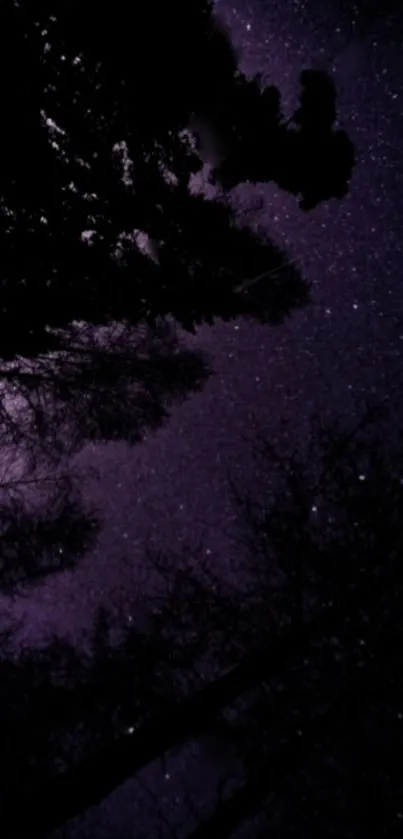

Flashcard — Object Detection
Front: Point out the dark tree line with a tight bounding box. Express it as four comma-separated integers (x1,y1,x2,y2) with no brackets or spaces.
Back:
0,317,212,591
0,404,402,838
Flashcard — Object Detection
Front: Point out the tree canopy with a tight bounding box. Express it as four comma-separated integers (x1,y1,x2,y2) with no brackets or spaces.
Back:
1,405,402,837
0,0,355,358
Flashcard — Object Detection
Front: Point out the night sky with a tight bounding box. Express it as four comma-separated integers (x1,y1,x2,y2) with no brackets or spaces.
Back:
2,0,402,654
3,0,400,836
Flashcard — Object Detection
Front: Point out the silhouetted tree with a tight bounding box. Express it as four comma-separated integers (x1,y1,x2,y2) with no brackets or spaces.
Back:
0,0,357,592
0,606,183,826
210,68,355,210
0,316,213,590
189,404,403,839
0,5,355,608
0,318,212,466
0,471,99,592
0,1,354,357
3,405,403,838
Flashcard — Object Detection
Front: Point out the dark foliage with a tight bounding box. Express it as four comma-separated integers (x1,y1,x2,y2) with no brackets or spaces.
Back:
202,406,403,839
1,407,402,838
0,317,212,590
210,68,355,211
0,609,180,823
0,474,99,592
0,0,354,357
0,0,355,590
0,319,212,460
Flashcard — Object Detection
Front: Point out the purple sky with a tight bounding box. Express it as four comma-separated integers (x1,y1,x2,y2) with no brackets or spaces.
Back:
2,0,403,655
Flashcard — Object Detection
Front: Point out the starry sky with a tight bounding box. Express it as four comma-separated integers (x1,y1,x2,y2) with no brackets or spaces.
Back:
3,0,403,653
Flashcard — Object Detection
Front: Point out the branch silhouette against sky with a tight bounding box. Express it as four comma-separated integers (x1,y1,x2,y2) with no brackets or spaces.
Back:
0,316,214,591
2,405,402,837
0,0,355,357
0,471,100,593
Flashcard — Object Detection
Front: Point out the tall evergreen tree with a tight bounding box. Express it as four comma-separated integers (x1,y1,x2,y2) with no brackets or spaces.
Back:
0,0,355,358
